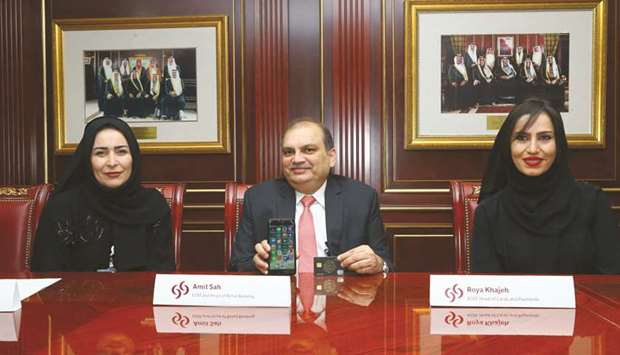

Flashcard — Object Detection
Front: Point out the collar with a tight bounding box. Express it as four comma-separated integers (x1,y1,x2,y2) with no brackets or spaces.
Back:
295,180,327,208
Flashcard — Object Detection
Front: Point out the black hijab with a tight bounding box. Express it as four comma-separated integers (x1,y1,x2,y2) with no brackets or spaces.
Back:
56,116,168,225
479,98,580,237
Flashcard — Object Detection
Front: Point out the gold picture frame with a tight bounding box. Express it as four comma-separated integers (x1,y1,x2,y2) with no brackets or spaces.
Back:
52,15,230,154
404,0,607,149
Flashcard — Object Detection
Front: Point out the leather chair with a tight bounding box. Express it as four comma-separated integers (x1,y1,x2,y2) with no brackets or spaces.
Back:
224,182,252,271
450,181,482,274
0,184,53,272
142,183,185,271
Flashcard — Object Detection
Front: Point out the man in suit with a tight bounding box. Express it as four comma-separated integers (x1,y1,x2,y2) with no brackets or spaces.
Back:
230,119,391,274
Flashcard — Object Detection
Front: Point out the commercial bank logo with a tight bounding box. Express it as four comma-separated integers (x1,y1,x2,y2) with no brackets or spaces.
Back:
171,312,190,328
444,284,464,303
171,281,190,299
443,311,464,328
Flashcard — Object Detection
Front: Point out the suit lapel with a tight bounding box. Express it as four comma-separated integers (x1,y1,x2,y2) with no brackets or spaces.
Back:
275,179,296,220
325,176,343,255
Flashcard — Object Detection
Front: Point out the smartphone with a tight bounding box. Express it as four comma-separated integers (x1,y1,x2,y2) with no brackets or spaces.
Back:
267,218,296,275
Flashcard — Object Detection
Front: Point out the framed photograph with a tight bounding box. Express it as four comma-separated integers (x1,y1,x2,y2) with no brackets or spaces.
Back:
52,16,230,153
442,32,570,114
405,0,607,149
497,36,514,57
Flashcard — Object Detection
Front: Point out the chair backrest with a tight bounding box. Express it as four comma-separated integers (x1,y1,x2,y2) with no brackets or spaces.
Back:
0,184,53,272
224,182,252,271
450,180,482,274
142,183,185,271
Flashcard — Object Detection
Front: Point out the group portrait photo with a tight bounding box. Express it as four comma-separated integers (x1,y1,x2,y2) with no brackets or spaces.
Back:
83,48,198,123
440,33,569,114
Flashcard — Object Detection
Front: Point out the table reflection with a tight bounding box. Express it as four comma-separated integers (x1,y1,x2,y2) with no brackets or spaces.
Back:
430,307,575,336
2,272,620,354
153,306,291,334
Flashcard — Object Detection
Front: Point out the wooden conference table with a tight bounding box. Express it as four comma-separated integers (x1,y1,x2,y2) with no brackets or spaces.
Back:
1,272,620,354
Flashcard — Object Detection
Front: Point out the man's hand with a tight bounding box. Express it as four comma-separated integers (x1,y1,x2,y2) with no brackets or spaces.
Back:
337,273,385,306
337,245,384,274
253,240,271,274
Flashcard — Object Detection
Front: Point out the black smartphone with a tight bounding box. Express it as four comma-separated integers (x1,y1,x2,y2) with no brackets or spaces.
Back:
267,218,296,275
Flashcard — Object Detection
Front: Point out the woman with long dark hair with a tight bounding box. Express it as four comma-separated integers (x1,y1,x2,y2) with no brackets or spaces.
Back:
473,98,620,273
32,116,174,272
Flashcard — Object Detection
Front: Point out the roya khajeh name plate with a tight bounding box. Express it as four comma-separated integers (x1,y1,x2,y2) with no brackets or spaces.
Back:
429,274,575,308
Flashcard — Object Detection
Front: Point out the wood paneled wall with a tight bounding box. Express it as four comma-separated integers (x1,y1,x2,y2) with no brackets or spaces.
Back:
0,0,46,184
252,0,289,181
1,0,618,272
327,0,373,183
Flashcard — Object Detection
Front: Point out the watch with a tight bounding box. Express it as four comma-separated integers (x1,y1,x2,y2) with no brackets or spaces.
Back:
382,260,389,273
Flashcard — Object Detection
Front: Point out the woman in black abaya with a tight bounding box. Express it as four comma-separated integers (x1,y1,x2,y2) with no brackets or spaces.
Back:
472,98,620,274
32,116,174,272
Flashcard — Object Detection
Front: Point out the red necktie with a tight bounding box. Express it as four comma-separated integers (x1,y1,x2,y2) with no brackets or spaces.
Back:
298,272,317,322
299,195,317,273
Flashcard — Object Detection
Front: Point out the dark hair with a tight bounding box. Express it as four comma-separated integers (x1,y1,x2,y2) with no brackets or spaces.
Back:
478,97,569,202
283,118,335,151
504,97,563,137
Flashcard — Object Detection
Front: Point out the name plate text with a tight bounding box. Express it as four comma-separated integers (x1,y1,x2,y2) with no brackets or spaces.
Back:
429,275,575,308
153,274,291,307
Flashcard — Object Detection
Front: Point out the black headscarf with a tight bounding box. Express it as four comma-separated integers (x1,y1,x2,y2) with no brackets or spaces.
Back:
479,98,580,237
56,116,168,225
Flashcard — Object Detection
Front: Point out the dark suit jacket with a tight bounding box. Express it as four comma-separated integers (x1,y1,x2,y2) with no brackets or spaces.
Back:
229,175,392,272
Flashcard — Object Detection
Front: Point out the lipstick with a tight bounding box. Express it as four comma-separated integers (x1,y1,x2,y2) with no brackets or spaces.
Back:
523,157,543,167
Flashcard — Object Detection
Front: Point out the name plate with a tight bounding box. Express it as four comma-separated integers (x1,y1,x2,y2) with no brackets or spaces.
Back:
429,275,575,308
153,274,291,307
0,309,21,341
0,281,20,312
0,278,62,311
153,306,291,335
430,308,575,336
